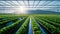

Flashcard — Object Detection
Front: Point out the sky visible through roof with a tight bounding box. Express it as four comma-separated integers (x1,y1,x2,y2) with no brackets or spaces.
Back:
0,0,60,14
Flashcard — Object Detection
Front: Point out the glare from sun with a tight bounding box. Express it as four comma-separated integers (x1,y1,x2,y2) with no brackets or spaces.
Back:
16,6,28,14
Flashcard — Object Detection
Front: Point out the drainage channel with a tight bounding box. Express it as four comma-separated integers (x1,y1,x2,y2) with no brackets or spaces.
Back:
6,18,21,26
35,19,47,34
28,18,32,34
6,21,13,26
35,18,52,34
36,22,47,34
